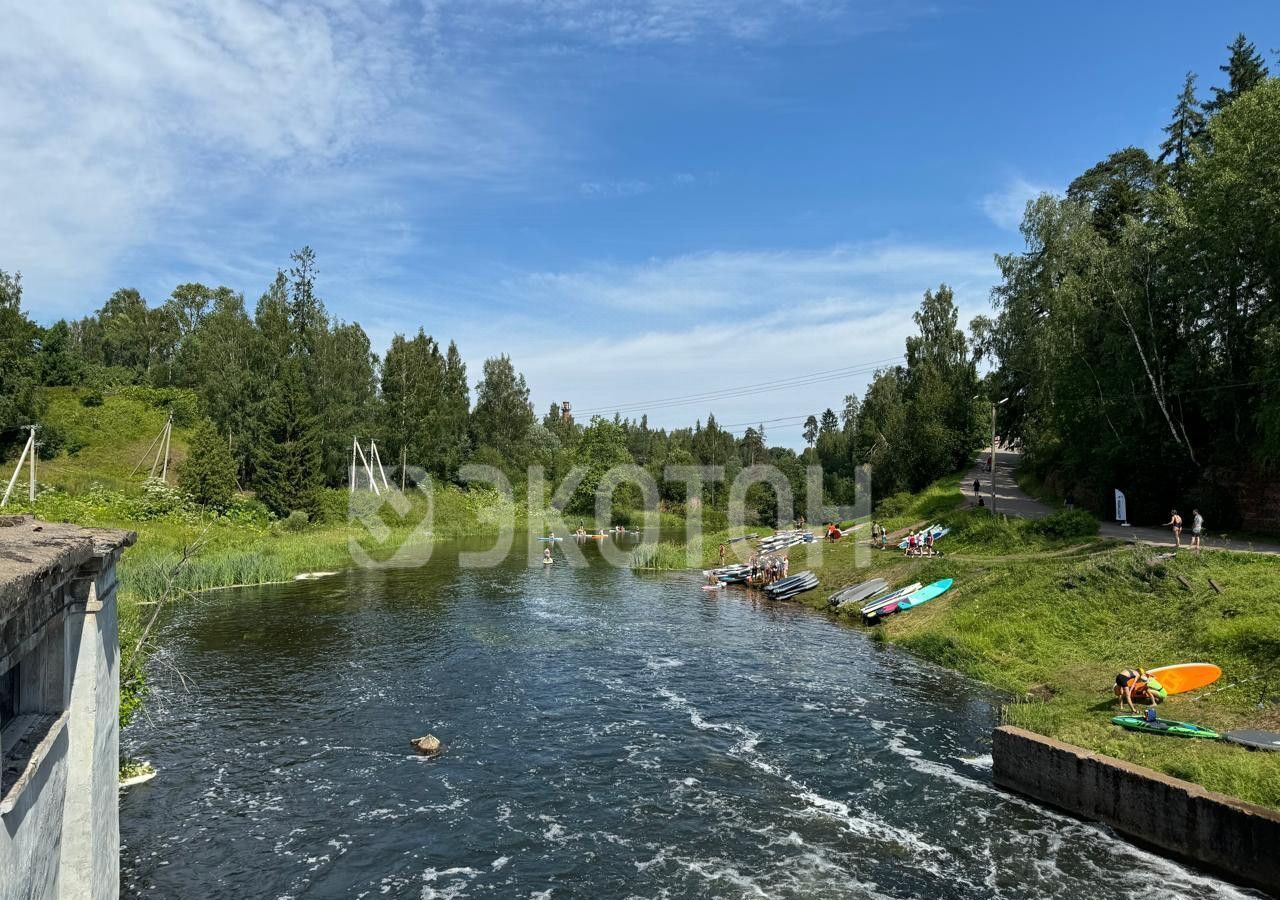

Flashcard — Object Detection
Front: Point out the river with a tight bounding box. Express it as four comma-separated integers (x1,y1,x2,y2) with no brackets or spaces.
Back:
120,536,1259,899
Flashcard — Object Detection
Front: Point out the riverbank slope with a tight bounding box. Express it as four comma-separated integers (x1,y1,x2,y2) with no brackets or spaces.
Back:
779,480,1280,810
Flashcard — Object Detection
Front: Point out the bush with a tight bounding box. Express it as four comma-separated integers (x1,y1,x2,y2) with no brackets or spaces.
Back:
282,510,310,532
139,478,194,520
107,385,200,427
80,390,104,407
177,419,238,510
1032,507,1099,540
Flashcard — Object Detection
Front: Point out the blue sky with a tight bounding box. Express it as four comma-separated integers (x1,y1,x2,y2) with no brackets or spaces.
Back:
6,1,1278,445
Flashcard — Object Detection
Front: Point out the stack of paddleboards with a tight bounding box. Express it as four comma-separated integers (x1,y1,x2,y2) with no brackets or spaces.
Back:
758,530,814,554
704,563,752,584
537,536,563,542
764,570,818,601
860,579,953,623
827,578,887,608
898,524,949,550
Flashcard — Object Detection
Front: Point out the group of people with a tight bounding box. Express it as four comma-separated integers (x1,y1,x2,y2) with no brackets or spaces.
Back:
749,552,790,585
870,522,890,550
1162,509,1205,554
902,529,938,557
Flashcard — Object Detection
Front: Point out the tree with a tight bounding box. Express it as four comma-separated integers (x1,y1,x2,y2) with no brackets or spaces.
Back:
0,270,42,456
1066,147,1162,240
1204,33,1269,115
819,408,839,435
841,394,859,433
471,355,534,469
566,416,635,513
288,246,326,354
803,415,819,446
251,359,322,517
179,419,239,509
1158,72,1206,182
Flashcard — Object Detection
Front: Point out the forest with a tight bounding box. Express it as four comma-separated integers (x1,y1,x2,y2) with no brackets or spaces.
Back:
2,34,1278,529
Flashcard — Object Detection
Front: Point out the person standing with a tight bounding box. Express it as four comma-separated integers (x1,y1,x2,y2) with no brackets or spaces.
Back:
973,478,981,497
1162,509,1183,548
1191,509,1204,555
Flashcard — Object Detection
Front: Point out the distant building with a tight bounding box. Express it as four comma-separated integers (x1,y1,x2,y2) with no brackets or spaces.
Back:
0,516,134,900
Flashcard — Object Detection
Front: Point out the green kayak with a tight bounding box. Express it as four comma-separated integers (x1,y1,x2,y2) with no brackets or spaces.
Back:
1112,716,1220,740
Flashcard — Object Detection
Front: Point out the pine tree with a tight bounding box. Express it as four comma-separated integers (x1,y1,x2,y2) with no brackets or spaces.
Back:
819,408,839,434
178,418,239,510
470,355,533,468
1158,72,1206,180
1204,33,1269,115
803,415,818,447
251,359,322,517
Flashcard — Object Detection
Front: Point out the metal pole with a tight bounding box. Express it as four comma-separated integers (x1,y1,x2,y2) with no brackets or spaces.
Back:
28,426,36,501
990,403,997,513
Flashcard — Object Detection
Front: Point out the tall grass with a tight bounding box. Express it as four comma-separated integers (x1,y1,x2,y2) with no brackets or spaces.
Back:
630,541,694,571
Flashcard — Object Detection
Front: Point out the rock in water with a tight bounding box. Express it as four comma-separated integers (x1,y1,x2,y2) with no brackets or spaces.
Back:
410,734,443,755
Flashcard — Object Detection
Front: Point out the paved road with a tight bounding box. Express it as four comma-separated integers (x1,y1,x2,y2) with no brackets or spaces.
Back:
959,448,1280,556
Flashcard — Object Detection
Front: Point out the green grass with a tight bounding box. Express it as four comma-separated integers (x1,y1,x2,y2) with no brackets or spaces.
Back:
34,386,194,494
774,483,1280,810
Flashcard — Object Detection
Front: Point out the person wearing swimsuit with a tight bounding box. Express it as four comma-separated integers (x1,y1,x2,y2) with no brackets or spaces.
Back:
1162,509,1183,548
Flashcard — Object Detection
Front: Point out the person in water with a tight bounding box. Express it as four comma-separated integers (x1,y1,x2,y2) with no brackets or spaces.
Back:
543,547,553,564
1162,509,1183,548
1191,508,1204,555
1115,668,1167,714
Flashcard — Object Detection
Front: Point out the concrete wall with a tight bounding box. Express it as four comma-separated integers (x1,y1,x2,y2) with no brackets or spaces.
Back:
992,725,1280,896
0,519,132,900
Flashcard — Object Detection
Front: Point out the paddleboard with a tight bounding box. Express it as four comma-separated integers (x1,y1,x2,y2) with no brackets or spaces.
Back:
896,578,954,611
1112,716,1220,739
701,584,725,592
828,578,887,607
858,582,922,616
537,537,563,542
1224,730,1280,751
542,559,553,565
1146,663,1222,695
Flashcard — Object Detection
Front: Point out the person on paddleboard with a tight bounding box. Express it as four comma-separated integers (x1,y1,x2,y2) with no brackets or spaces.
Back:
1115,668,1167,714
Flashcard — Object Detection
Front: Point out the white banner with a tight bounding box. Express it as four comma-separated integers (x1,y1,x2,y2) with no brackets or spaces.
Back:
1114,489,1127,524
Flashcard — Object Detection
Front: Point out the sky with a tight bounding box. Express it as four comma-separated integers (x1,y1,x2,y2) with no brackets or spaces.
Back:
5,1,1279,446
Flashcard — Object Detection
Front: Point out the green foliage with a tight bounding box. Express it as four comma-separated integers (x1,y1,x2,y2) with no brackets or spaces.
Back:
251,359,322,517
281,510,310,532
471,354,535,470
178,419,239,510
1031,508,1100,540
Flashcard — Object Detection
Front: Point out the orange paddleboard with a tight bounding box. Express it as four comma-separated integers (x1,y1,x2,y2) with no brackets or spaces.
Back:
1147,663,1222,695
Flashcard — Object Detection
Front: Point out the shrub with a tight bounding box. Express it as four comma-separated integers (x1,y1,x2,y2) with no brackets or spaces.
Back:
139,478,194,520
178,419,239,510
282,510,310,532
80,390,104,407
1032,508,1099,540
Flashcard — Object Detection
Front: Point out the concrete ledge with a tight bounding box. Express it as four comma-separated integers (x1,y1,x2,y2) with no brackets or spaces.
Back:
992,725,1280,896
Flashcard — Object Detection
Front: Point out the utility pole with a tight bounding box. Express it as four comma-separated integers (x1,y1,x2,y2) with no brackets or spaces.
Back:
2,426,37,508
400,446,406,492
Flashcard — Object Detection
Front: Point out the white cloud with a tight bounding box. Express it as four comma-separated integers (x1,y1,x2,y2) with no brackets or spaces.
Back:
578,179,653,198
399,242,1000,446
419,0,917,47
980,176,1057,231
1,0,539,317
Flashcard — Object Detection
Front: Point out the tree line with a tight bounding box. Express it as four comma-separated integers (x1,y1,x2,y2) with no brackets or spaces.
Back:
3,34,1277,527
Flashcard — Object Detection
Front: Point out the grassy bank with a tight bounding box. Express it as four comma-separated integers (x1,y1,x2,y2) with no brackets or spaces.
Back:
748,477,1280,810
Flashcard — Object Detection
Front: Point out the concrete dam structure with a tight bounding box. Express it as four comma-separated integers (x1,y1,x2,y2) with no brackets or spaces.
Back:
0,516,133,900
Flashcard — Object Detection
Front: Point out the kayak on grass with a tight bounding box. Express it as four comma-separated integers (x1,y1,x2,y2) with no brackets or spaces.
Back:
1111,716,1220,739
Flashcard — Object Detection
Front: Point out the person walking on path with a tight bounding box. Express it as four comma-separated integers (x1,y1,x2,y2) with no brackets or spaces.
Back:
1162,510,1183,548
973,478,981,497
1191,509,1204,555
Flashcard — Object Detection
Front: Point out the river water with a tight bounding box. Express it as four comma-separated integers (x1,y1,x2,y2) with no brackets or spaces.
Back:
120,537,1258,899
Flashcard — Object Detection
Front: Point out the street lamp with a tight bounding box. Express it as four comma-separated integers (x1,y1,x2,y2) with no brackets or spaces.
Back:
991,398,1009,512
